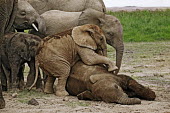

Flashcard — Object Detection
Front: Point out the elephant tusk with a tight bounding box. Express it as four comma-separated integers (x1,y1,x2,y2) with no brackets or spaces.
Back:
32,23,39,31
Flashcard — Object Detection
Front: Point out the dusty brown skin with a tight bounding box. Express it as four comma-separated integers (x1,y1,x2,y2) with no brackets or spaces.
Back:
30,24,118,96
66,61,156,105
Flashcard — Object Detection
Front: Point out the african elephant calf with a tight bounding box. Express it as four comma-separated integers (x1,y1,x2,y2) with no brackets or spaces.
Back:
1,32,42,91
30,24,118,96
66,61,156,105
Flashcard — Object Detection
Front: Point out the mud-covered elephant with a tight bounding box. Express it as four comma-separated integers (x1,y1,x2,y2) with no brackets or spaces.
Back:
0,0,18,109
14,0,46,33
27,0,106,14
66,61,156,105
30,9,124,74
29,24,118,96
1,33,42,92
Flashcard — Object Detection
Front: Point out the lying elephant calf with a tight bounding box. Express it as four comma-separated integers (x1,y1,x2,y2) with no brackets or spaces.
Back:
66,61,156,105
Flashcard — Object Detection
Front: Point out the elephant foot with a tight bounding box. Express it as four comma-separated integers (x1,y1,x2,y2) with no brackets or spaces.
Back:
55,90,69,97
44,87,54,94
19,79,25,90
2,85,7,91
108,65,118,72
0,98,5,109
128,80,156,100
44,83,54,94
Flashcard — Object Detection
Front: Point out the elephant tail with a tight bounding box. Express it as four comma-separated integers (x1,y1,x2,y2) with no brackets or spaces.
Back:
28,57,39,91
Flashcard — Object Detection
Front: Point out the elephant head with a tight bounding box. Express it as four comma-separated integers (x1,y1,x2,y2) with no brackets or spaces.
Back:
14,0,46,33
79,9,124,74
72,24,107,56
99,15,124,74
90,74,141,105
12,33,42,61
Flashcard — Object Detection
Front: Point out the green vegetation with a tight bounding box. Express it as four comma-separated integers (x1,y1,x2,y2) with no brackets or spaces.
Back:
18,89,48,98
66,101,91,108
17,89,48,103
108,9,170,42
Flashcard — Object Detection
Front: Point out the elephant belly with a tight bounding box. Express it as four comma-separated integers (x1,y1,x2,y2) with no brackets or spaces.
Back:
42,10,80,36
66,76,87,96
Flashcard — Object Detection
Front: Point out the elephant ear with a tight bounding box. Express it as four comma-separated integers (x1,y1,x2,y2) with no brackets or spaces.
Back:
78,8,105,26
72,25,97,50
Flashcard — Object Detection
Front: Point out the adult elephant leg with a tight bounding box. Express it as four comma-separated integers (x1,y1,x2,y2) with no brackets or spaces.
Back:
0,80,5,109
0,65,7,91
44,76,56,94
0,62,5,109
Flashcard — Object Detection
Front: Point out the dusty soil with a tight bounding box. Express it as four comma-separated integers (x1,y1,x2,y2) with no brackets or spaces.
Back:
1,41,170,113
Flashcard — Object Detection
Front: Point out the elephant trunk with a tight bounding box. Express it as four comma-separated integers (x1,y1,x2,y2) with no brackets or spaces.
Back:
115,44,124,74
117,96,141,105
102,48,107,56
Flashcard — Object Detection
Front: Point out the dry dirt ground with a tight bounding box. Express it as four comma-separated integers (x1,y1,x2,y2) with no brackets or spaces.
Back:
0,41,170,113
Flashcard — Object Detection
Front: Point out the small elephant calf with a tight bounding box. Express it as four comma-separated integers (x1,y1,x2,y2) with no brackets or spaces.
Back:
29,24,118,96
1,32,42,91
66,61,156,105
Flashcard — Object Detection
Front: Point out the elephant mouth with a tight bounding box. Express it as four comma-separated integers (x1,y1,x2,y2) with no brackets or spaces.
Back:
14,22,39,31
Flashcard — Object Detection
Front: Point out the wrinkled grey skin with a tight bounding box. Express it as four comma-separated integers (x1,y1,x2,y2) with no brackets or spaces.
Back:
0,0,18,109
66,61,156,105
27,0,106,14
1,33,42,92
30,9,124,74
14,0,46,33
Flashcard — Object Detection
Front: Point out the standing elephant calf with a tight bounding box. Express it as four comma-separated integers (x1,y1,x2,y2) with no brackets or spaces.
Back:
30,8,124,74
30,24,118,96
66,61,156,105
1,32,42,91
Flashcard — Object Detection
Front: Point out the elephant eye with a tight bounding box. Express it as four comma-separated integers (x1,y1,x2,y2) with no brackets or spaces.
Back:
100,38,103,41
108,32,114,36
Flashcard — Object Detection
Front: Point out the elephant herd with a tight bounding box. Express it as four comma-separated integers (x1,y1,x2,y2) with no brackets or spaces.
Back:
0,0,156,109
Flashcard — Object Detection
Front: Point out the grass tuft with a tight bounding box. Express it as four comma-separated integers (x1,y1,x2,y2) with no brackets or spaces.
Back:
108,9,170,42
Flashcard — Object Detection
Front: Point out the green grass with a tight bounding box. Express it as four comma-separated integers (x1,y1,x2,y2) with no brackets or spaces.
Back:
108,9,170,42
17,89,48,103
66,101,91,108
18,89,47,98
